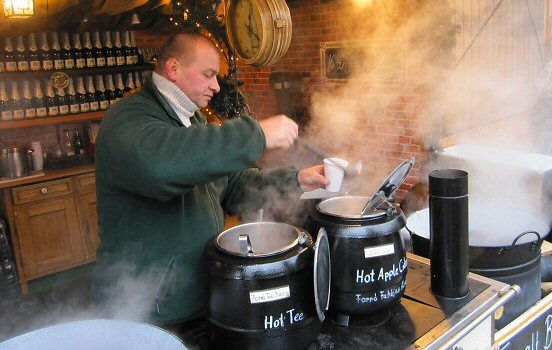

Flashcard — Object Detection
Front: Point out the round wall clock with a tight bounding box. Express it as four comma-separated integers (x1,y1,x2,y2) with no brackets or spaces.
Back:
225,0,292,66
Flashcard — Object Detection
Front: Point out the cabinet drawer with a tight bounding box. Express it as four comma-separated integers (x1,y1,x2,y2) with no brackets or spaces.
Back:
75,173,96,193
12,178,73,205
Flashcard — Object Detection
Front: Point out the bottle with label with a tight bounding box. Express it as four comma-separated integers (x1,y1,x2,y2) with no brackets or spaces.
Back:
82,32,95,68
66,78,80,114
22,80,36,118
9,82,24,120
72,33,85,69
0,39,5,73
104,74,116,106
61,33,75,69
15,35,29,72
55,86,69,115
130,31,139,65
28,33,41,71
45,81,59,117
86,76,99,112
95,75,109,110
76,77,89,113
0,82,12,121
123,31,133,66
92,31,105,68
123,73,135,96
103,32,116,67
39,33,53,71
134,71,142,90
63,129,75,157
73,129,85,155
113,31,125,66
50,33,64,70
4,37,17,72
114,73,125,100
33,80,48,117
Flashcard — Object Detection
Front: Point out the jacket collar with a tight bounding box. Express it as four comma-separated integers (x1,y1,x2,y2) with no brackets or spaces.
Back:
143,79,186,127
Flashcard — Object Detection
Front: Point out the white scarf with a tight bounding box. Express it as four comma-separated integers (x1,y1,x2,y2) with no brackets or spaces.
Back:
152,71,199,128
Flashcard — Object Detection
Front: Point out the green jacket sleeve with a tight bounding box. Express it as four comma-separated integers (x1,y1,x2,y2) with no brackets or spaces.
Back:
96,97,266,202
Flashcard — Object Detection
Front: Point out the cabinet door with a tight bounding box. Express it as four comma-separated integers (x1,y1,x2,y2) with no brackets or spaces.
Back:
14,195,86,278
76,191,99,260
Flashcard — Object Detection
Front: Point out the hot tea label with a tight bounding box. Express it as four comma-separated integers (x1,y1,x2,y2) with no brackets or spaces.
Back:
249,285,290,304
264,308,305,330
364,243,395,258
355,257,408,284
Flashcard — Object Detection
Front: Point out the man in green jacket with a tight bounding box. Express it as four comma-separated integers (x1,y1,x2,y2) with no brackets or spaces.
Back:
93,32,328,330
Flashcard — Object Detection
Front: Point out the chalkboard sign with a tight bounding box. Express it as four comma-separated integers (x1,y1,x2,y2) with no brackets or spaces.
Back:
494,293,552,349
320,41,405,82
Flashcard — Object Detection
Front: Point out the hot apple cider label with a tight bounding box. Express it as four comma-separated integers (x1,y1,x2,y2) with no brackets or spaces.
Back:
353,255,408,305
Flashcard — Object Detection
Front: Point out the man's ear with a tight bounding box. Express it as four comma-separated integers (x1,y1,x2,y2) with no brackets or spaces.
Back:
165,58,179,82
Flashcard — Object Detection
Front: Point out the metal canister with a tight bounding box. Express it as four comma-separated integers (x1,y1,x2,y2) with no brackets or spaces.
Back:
8,147,30,178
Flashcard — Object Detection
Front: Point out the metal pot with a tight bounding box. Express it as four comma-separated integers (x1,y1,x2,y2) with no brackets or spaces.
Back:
309,196,407,326
307,158,415,326
406,205,550,329
205,222,330,350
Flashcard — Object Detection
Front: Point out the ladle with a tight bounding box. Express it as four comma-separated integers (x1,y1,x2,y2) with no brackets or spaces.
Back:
296,139,362,177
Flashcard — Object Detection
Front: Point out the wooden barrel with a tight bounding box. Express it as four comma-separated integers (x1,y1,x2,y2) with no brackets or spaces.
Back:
226,0,292,66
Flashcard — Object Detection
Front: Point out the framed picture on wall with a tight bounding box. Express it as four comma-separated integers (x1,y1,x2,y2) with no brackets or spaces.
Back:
320,40,405,83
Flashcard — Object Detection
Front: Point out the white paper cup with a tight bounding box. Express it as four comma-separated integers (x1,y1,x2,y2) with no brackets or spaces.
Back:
30,141,43,171
324,157,348,192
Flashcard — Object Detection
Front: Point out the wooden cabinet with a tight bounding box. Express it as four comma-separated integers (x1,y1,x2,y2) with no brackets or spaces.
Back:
0,167,98,293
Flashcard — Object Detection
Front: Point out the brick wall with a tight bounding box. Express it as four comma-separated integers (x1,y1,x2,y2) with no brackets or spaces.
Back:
238,0,431,200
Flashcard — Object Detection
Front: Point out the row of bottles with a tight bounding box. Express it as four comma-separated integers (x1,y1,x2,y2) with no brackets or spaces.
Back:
0,31,143,73
0,71,144,121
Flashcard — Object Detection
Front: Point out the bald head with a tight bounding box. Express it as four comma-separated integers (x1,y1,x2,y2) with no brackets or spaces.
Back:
155,32,218,74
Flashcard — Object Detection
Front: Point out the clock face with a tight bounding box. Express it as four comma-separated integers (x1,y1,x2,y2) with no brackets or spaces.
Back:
228,0,263,60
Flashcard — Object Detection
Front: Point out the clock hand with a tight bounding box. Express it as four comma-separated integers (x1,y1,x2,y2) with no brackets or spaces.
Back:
245,22,260,42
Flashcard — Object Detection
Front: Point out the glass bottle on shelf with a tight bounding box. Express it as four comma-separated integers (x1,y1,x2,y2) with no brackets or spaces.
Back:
95,75,109,110
130,31,139,65
103,32,116,67
45,81,59,117
104,74,116,106
9,82,24,120
82,32,95,68
50,33,64,70
61,33,75,69
39,33,53,71
113,31,125,66
92,31,106,68
114,73,125,100
28,33,41,71
76,77,89,113
134,71,142,90
0,82,12,121
123,31,132,66
72,33,86,69
63,129,75,157
22,80,36,118
55,86,69,115
66,78,80,114
15,35,29,72
73,129,85,155
86,76,99,112
4,37,17,72
0,38,5,73
123,73,135,96
33,80,47,117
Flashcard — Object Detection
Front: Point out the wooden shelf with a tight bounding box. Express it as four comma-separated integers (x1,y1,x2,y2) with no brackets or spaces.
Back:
0,111,105,130
1,63,155,80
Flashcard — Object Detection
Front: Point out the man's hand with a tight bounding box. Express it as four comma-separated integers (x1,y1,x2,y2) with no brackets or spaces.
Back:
298,165,329,192
258,115,299,150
